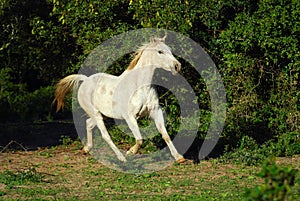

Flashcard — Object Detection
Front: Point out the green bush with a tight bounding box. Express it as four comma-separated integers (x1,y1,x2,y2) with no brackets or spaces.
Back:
220,133,300,166
245,160,299,201
264,133,300,157
219,135,267,165
218,0,300,153
0,80,56,122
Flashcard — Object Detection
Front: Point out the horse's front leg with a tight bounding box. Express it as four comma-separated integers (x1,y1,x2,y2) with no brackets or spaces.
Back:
151,107,185,163
125,116,143,155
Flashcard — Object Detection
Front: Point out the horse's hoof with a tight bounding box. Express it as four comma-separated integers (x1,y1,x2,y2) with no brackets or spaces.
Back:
121,158,127,162
126,147,138,156
176,157,186,163
81,148,88,155
82,146,90,155
118,156,127,162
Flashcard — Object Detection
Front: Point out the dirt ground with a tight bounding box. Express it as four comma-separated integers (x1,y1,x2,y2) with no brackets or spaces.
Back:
0,122,299,200
0,143,300,200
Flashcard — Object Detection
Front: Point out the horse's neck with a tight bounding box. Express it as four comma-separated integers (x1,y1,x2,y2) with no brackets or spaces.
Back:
122,65,155,87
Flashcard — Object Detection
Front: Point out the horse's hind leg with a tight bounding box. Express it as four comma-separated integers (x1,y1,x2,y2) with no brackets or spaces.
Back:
94,114,127,162
151,107,185,163
82,118,95,153
78,92,126,162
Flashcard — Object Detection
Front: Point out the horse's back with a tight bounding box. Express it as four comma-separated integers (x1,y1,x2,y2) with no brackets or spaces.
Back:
77,72,160,120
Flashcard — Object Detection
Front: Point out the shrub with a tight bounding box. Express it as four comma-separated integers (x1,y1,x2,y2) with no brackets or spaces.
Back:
219,135,267,165
245,160,299,201
218,0,300,152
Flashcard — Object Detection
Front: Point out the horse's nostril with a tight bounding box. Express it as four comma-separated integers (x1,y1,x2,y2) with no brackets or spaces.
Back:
175,63,180,72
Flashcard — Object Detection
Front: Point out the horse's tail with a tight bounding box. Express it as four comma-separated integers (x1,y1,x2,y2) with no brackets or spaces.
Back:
52,74,87,112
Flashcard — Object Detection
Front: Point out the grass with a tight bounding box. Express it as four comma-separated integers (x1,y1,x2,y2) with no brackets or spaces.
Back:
0,143,299,201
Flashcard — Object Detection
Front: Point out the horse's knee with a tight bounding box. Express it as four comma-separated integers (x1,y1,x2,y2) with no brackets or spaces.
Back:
86,118,95,130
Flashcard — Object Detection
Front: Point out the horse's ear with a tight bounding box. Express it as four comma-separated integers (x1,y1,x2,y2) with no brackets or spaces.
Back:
150,37,157,43
150,36,166,43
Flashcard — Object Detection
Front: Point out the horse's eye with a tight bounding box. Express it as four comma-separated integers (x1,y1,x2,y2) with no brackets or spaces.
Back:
158,50,164,54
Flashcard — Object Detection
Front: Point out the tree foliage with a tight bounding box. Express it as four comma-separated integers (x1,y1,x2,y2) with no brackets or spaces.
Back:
218,0,300,153
0,0,299,155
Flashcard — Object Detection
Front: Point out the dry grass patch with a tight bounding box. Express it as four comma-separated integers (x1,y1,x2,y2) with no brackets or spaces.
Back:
0,145,299,200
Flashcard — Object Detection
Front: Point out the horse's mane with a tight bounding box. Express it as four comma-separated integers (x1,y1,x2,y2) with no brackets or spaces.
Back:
127,44,147,70
127,37,166,70
127,48,144,70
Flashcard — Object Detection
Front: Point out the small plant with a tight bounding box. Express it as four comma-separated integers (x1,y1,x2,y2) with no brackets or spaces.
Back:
60,135,73,147
245,160,299,201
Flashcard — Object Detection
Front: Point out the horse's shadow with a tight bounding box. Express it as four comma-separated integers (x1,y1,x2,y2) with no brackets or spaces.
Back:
0,122,77,151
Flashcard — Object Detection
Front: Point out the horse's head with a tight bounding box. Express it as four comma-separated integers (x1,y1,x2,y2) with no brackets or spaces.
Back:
128,36,181,75
148,36,181,75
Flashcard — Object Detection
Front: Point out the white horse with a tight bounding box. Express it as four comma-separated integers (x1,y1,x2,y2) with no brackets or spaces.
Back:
53,36,185,163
